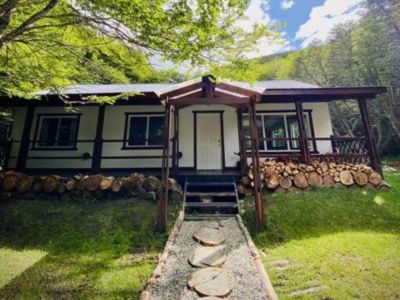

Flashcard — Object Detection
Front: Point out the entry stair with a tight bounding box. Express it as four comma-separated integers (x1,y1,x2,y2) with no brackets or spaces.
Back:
183,175,240,219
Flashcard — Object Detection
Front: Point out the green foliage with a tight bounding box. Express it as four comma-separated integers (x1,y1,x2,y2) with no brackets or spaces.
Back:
251,2,400,156
242,171,400,299
0,198,179,298
0,0,279,97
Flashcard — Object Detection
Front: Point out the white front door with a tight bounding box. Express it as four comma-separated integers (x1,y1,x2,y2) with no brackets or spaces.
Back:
196,113,223,170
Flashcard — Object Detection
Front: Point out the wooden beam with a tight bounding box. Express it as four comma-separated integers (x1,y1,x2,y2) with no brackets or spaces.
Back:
248,98,265,229
155,103,172,232
358,98,382,175
159,82,204,99
91,105,106,174
295,100,311,164
216,82,262,99
16,106,35,171
169,96,250,106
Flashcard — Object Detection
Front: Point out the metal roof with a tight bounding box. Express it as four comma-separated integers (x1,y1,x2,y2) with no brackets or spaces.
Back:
38,83,174,95
38,80,320,96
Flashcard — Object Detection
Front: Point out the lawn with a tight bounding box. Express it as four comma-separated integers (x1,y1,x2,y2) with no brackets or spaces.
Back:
0,198,179,299
242,170,400,299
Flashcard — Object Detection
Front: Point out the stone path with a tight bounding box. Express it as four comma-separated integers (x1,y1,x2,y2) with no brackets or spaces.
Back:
141,215,277,299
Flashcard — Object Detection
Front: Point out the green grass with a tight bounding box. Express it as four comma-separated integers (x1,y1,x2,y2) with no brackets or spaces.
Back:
0,198,179,299
243,171,400,299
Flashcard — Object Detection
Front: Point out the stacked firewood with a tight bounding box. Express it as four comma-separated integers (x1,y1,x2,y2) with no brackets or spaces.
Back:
237,159,388,195
0,171,183,201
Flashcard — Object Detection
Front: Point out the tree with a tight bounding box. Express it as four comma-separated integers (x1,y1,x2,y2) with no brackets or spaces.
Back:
0,0,277,97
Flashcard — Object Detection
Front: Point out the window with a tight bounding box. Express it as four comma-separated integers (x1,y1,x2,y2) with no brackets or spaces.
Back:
34,115,80,149
125,114,164,148
243,112,315,152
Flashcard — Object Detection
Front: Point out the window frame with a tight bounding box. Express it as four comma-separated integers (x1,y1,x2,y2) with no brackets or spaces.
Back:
123,112,165,150
32,113,81,151
244,110,317,153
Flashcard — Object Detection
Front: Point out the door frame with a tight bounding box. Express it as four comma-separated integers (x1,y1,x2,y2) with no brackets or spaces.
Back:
193,110,225,170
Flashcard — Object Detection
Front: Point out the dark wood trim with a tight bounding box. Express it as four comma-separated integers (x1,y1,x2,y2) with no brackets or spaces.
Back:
16,106,35,171
255,109,312,113
156,104,172,232
295,100,311,164
121,146,163,150
357,98,382,174
124,112,164,115
193,111,225,171
91,106,105,174
248,99,265,228
31,113,82,151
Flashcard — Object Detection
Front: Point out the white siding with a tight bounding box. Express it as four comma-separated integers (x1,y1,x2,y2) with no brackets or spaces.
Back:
7,101,334,170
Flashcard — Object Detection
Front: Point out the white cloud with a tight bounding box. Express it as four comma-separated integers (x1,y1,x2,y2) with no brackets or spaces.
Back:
296,0,363,47
236,0,291,58
281,0,295,10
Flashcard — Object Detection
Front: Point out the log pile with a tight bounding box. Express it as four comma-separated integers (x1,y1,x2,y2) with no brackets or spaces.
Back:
0,171,183,201
238,159,388,195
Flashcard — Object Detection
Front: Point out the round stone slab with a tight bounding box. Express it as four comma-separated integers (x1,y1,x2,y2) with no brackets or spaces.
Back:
189,245,227,267
188,267,233,297
193,227,225,246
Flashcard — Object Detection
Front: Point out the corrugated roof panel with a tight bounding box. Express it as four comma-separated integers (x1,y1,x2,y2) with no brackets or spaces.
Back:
37,80,321,96
38,83,174,95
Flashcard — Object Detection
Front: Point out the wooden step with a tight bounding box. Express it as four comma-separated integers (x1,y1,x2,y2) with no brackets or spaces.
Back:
186,182,235,187
186,192,236,197
185,202,238,208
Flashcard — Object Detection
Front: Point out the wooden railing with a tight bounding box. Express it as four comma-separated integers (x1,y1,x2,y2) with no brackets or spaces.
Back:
245,136,370,164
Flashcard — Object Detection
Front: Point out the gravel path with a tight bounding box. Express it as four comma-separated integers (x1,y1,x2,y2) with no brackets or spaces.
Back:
144,217,270,299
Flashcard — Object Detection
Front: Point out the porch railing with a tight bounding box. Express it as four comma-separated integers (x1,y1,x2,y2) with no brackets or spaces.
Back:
245,136,370,165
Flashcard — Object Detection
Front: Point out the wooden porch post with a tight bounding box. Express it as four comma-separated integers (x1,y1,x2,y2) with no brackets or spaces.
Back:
295,100,311,164
357,98,382,174
156,102,172,232
248,98,265,229
237,108,248,176
91,105,106,174
16,106,35,171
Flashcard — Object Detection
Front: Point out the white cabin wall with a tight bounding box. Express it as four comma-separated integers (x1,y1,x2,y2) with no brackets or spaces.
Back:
303,102,333,153
6,101,334,171
101,105,167,169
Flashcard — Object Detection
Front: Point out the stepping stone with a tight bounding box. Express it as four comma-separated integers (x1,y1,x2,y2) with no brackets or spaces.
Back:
193,227,225,246
188,267,233,297
189,245,227,267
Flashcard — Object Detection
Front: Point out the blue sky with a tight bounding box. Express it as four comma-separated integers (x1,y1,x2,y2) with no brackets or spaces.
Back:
267,0,326,49
240,0,364,57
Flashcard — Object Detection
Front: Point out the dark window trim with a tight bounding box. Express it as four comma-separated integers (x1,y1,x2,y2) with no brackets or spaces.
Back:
243,109,318,153
123,112,165,150
193,111,225,170
31,113,81,151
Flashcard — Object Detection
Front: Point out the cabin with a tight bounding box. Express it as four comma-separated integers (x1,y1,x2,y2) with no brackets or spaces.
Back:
0,76,387,229
0,76,386,176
